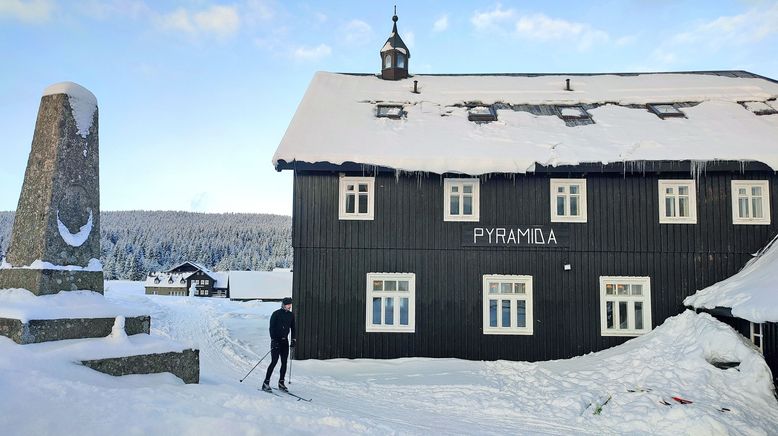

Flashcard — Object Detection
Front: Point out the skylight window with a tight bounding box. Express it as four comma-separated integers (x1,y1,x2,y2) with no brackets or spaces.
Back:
742,101,778,115
557,106,590,120
376,104,404,119
468,106,497,122
647,103,685,118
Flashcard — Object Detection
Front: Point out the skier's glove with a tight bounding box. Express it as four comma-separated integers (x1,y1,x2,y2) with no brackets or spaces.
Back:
290,339,297,348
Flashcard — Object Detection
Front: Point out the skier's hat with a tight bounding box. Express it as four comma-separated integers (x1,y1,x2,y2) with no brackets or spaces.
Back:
282,297,293,305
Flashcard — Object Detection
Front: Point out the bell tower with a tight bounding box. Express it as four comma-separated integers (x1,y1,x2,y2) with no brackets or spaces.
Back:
380,7,410,80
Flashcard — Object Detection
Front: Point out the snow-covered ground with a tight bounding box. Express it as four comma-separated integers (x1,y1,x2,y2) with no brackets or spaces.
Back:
0,281,776,435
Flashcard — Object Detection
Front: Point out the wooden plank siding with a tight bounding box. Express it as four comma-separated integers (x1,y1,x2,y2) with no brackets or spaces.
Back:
291,170,778,361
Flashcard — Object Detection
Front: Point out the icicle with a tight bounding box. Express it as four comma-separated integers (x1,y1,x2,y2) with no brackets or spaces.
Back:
689,160,708,180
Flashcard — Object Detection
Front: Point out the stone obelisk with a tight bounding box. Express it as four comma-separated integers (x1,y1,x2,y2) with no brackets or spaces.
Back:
0,82,103,295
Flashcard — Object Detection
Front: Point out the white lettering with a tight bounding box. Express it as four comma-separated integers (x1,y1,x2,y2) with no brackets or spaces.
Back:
485,228,494,244
548,229,557,245
534,228,545,244
507,229,516,244
474,227,484,244
518,228,530,244
496,228,506,244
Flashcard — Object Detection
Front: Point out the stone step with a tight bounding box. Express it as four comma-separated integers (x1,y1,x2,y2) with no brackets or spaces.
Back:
0,315,150,344
19,332,200,384
81,348,199,384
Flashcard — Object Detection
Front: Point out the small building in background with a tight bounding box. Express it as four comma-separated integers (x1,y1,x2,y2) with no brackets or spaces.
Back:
144,261,227,297
143,261,291,301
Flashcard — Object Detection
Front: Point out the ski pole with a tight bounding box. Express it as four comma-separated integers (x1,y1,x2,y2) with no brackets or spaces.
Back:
289,348,293,384
239,349,271,383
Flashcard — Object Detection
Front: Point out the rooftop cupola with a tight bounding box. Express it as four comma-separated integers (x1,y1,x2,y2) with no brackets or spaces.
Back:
380,8,410,80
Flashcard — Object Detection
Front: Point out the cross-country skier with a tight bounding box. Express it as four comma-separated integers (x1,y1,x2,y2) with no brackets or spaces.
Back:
262,297,296,392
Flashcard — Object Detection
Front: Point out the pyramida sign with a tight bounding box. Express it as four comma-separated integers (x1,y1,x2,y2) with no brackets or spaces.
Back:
462,225,569,248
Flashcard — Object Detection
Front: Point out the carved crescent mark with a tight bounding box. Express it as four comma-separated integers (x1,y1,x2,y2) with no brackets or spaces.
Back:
57,209,93,247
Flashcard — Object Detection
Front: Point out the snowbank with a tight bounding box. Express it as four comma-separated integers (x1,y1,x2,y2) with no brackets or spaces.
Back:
43,81,97,138
1,258,102,272
274,72,778,174
685,236,778,323
0,288,145,322
1,284,775,435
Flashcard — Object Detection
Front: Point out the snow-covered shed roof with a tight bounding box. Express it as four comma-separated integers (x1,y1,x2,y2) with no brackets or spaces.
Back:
684,236,778,323
228,270,292,301
210,271,228,289
273,71,778,175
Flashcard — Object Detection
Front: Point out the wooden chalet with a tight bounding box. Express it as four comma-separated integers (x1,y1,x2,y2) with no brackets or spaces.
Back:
273,12,778,378
144,261,228,297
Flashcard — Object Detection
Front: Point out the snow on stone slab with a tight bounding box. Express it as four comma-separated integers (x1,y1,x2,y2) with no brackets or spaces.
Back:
23,331,189,362
1,258,102,271
274,72,778,174
2,284,773,435
0,289,145,322
685,236,778,323
42,81,97,139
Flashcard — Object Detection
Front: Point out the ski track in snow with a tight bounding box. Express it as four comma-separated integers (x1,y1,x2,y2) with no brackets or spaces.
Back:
2,281,776,435
109,289,591,434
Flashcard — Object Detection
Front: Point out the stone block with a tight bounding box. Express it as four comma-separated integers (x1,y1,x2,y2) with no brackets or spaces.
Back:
0,268,104,296
81,349,200,384
0,315,150,344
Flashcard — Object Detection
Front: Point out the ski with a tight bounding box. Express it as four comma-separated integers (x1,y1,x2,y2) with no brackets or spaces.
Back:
274,388,312,402
260,388,282,397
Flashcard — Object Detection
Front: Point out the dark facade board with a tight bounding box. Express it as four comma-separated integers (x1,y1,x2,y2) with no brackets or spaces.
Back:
291,170,778,361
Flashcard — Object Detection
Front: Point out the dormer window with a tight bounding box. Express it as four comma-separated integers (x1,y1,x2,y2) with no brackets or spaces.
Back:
384,54,392,69
154,277,160,284
557,106,590,120
377,104,404,119
648,103,685,118
742,101,778,116
468,106,497,122
168,277,174,284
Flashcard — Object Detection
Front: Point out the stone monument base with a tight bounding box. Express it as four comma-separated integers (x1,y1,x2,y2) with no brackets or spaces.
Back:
0,315,150,344
82,349,200,384
0,269,104,296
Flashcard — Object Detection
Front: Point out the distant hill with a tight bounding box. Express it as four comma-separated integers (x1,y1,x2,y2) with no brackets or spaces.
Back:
0,211,292,280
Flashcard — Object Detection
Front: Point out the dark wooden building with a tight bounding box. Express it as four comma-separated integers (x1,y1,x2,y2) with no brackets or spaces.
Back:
273,14,778,371
144,261,228,297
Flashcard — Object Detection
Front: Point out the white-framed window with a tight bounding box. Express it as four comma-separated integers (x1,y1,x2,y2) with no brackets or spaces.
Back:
482,275,533,335
600,276,652,336
750,322,764,353
658,180,697,224
444,178,480,222
550,179,587,223
384,54,392,68
339,176,375,220
366,273,415,333
732,181,770,225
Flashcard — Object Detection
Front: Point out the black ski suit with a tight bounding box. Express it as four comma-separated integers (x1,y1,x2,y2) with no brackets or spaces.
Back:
264,307,296,384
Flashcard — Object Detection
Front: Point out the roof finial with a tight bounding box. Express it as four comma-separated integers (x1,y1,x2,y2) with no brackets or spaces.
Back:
393,5,398,22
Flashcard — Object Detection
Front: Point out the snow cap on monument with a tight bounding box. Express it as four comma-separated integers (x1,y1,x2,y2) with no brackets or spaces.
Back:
0,81,103,295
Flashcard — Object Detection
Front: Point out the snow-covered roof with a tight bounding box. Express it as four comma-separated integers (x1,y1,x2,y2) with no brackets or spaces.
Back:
228,270,292,300
144,273,192,288
273,71,778,175
210,271,228,289
166,261,211,274
684,236,778,323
